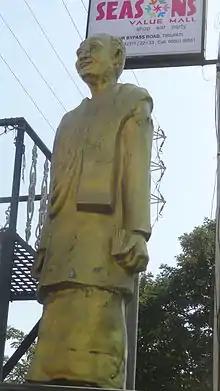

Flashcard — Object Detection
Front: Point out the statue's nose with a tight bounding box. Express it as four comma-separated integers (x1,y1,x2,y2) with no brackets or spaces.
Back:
77,44,90,59
79,50,91,61
83,48,90,57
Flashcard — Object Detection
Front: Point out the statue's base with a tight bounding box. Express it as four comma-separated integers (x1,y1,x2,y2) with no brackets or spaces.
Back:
0,385,128,391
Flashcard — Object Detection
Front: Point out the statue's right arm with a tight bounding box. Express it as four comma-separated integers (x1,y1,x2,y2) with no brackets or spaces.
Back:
111,97,153,274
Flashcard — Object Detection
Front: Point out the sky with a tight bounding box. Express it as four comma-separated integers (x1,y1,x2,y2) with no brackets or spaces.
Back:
0,0,219,339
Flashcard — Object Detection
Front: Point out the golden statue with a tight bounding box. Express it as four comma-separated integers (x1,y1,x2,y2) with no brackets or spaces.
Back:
27,34,153,389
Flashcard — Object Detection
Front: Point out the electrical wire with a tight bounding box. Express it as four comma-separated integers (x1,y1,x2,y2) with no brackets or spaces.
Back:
80,0,143,92
80,0,88,13
23,0,84,99
134,70,167,224
61,0,83,40
132,71,140,86
211,170,217,219
152,111,161,130
60,0,143,100
214,42,220,351
133,70,162,134
201,66,210,82
0,52,55,133
73,0,143,96
0,12,68,113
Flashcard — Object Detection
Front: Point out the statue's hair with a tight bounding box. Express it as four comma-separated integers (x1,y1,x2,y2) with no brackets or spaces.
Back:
110,36,126,79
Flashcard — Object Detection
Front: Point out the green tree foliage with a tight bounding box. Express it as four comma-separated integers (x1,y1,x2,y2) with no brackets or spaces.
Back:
4,326,36,383
136,218,215,391
4,219,215,388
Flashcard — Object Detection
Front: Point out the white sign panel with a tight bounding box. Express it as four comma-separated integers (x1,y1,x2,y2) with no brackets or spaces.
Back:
87,0,205,57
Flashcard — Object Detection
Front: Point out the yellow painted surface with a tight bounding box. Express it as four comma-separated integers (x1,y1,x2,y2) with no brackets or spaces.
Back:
27,34,153,388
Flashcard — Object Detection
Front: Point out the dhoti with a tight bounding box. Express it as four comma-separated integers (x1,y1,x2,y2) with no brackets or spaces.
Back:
27,286,127,389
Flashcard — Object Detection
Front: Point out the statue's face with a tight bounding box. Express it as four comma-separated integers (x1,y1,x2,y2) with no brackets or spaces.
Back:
76,35,115,82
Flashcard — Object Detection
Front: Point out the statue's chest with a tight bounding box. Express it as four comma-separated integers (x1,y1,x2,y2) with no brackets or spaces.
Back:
60,100,121,163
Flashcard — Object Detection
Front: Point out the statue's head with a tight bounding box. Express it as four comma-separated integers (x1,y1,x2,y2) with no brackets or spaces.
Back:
76,34,126,88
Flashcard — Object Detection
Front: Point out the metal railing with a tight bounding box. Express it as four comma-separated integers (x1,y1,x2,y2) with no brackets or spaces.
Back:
0,117,51,381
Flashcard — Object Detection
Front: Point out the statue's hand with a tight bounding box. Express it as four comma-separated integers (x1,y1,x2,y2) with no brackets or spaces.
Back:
31,248,46,280
111,229,149,273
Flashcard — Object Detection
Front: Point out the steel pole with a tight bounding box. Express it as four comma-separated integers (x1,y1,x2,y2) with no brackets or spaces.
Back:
126,275,139,390
0,127,24,381
213,34,220,391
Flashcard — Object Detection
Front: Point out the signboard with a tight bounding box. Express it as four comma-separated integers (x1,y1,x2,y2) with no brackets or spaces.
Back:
86,0,207,69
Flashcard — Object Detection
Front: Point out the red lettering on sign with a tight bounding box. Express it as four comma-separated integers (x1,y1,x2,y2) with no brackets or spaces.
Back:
96,2,105,20
171,0,196,17
106,1,118,19
187,0,196,16
119,1,133,19
96,0,144,20
134,0,144,18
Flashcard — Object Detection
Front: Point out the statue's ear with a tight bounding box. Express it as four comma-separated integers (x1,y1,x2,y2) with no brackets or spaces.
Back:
114,48,123,67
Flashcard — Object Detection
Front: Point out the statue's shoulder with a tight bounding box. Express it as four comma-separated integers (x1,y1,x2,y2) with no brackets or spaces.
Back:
118,83,152,100
59,99,87,127
117,84,153,116
117,83,153,111
54,99,87,142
